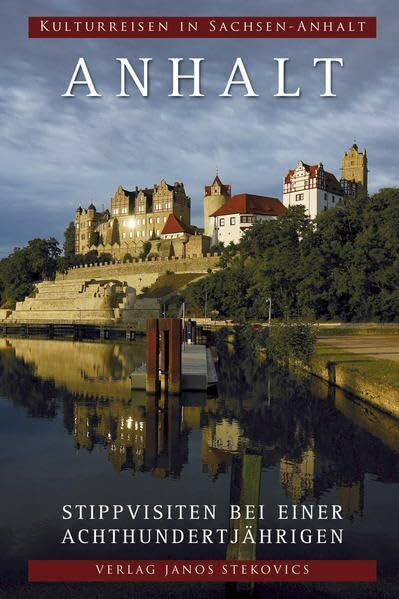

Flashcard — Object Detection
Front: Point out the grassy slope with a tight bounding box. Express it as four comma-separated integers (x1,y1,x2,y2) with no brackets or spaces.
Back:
317,325,399,336
140,273,205,298
316,343,399,392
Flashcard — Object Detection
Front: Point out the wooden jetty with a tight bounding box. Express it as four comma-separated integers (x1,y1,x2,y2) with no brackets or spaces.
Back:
131,317,217,394
131,344,218,392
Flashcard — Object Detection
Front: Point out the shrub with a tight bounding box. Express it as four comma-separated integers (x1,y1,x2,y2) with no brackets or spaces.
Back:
139,241,152,260
266,322,316,366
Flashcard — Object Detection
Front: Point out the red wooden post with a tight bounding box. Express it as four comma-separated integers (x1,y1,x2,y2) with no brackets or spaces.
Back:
145,395,158,469
168,318,182,395
167,396,182,476
146,318,159,394
160,329,169,393
158,397,167,455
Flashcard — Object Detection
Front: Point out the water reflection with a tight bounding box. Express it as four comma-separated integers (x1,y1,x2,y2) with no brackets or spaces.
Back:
1,334,399,592
0,337,145,401
1,336,399,495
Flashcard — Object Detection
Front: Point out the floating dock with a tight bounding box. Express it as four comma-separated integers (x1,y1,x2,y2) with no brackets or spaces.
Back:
131,344,218,392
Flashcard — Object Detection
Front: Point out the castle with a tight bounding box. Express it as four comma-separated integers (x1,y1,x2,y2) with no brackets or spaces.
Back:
75,179,194,257
283,143,368,219
74,143,368,259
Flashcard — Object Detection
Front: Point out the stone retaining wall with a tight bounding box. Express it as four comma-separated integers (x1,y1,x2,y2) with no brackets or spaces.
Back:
4,279,160,325
57,255,220,293
0,309,11,322
305,356,399,420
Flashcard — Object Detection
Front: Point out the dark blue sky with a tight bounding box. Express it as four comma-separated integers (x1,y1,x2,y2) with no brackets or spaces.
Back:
1,1,397,256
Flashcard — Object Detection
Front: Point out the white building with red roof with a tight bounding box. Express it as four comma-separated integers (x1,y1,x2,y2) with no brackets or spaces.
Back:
210,193,286,245
159,213,210,258
160,213,199,239
283,161,344,219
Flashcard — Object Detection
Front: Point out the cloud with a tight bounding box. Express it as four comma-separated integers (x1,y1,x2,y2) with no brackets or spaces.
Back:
0,0,397,254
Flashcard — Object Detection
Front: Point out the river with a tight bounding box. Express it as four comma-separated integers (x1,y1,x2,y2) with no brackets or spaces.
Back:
0,334,398,598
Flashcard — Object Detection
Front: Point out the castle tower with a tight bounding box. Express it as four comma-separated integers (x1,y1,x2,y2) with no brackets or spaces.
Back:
203,174,231,240
74,203,98,255
341,143,368,193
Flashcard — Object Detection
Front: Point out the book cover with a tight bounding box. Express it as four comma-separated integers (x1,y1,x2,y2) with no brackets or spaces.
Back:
1,1,398,598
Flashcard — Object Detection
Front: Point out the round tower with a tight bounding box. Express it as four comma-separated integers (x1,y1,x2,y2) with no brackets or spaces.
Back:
203,174,231,239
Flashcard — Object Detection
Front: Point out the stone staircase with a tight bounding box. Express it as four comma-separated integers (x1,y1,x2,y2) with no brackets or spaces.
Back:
115,295,161,323
4,279,160,324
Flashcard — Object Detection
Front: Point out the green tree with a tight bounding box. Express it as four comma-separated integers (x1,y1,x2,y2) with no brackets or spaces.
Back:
0,238,61,308
139,241,152,260
184,189,399,322
63,221,76,262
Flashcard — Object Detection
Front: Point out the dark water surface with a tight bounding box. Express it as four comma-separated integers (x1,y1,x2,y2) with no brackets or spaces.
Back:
0,335,399,598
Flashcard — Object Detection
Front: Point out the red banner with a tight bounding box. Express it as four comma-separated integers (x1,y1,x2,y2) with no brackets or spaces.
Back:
28,560,377,582
28,17,376,39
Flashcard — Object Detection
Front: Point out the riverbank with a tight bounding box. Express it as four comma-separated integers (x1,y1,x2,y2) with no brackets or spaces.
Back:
316,323,399,336
214,323,399,419
305,342,399,420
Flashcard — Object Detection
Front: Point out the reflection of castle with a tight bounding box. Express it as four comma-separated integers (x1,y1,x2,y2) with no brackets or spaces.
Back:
74,402,146,472
200,418,243,479
280,443,318,503
72,394,249,479
1,336,397,524
73,397,189,477
337,481,364,520
1,336,371,516
280,438,364,520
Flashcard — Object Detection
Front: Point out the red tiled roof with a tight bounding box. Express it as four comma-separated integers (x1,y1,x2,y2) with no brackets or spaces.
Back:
284,163,319,184
284,163,343,193
284,169,295,184
204,175,231,197
324,172,343,193
161,214,196,235
210,194,286,218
